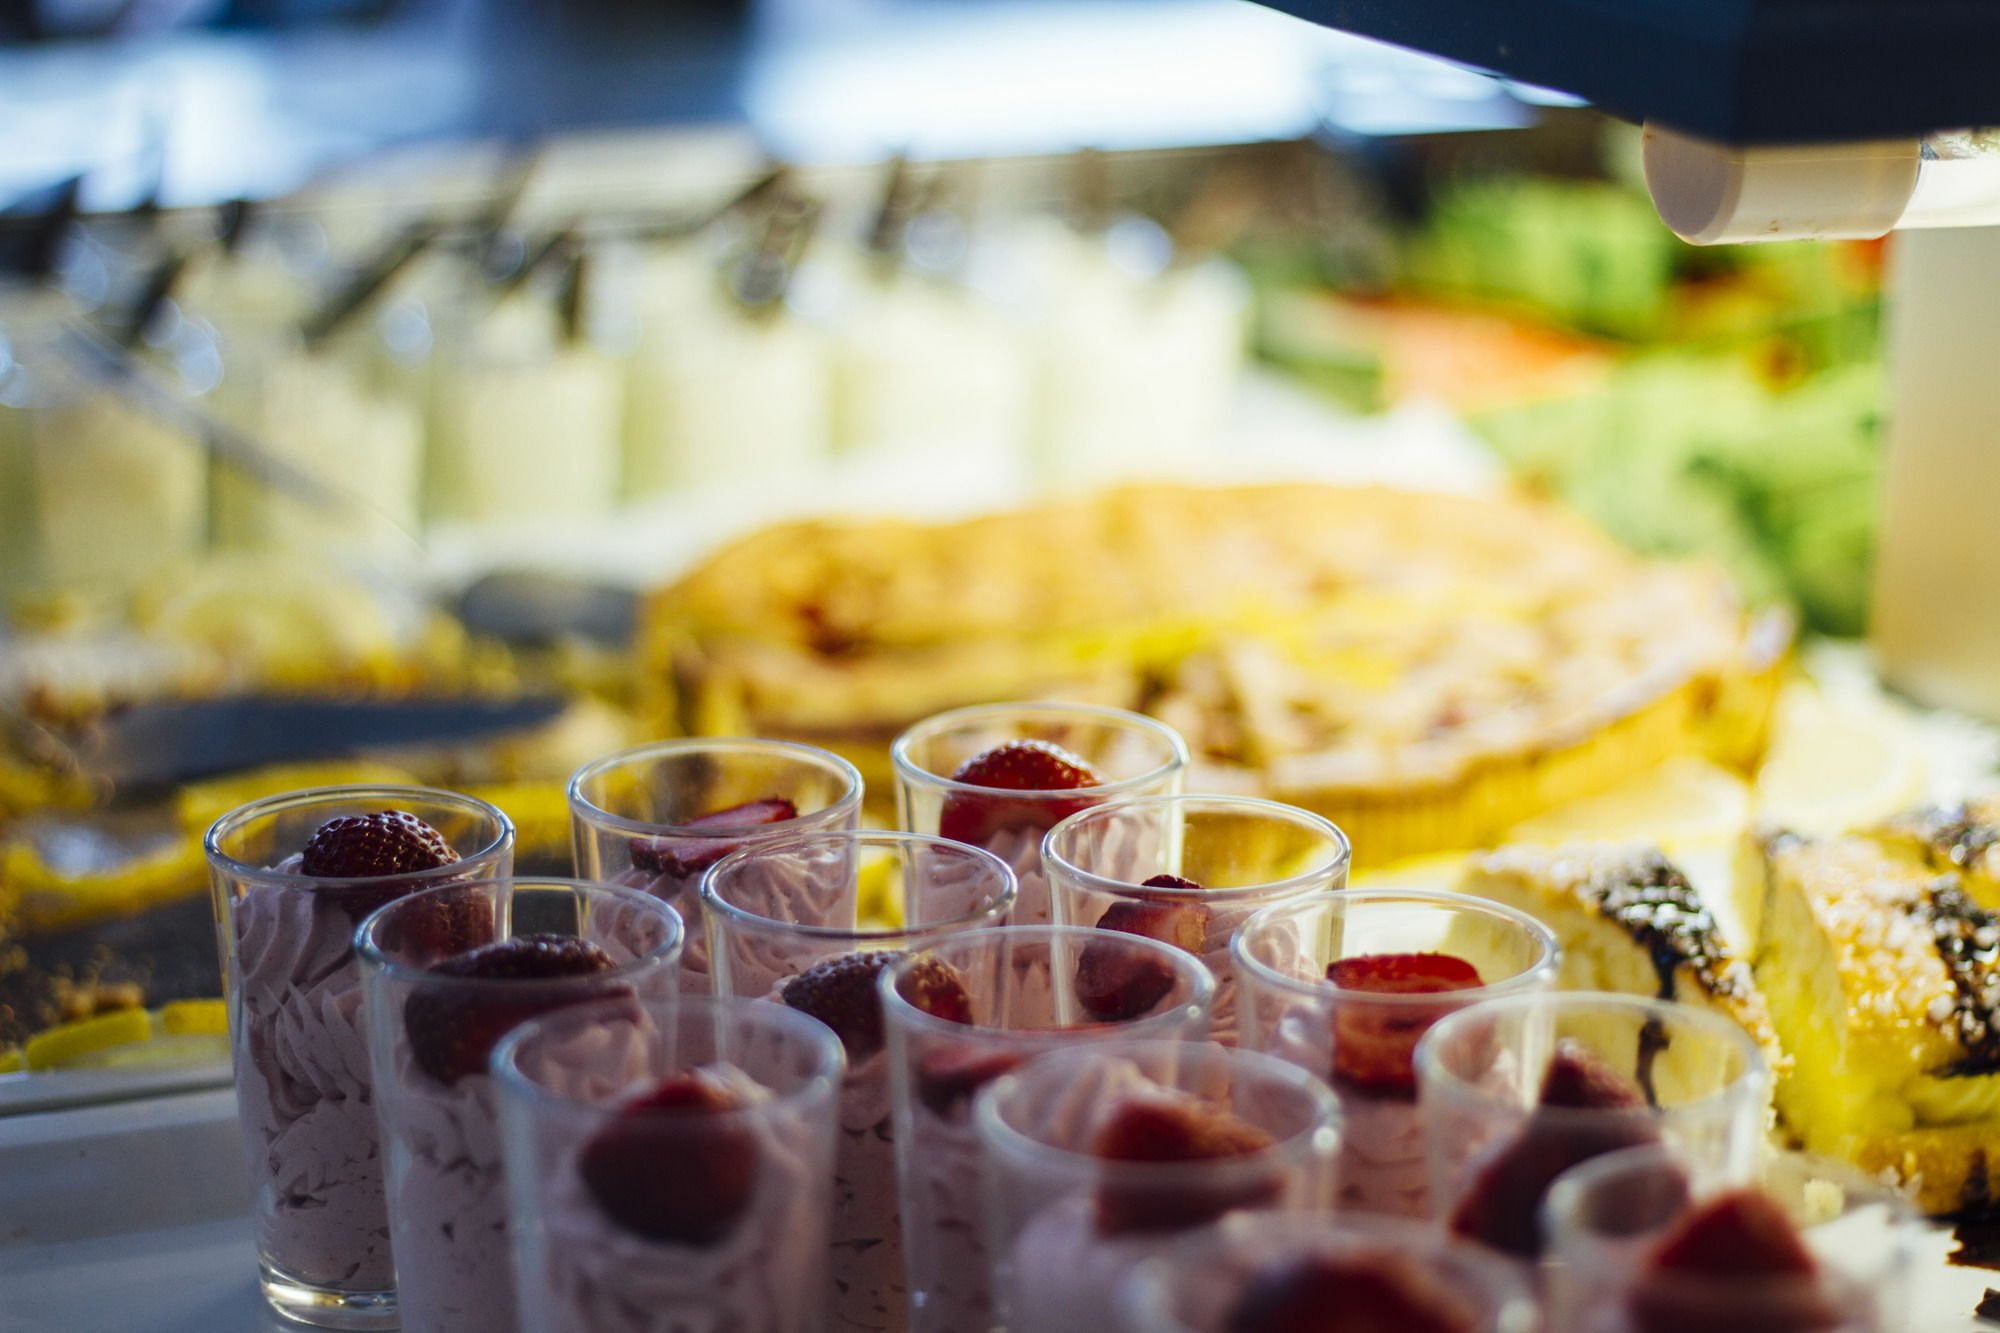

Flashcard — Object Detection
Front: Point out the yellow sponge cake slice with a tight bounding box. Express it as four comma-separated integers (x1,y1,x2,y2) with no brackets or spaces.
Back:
1748,828,2000,1215
1455,842,1787,1079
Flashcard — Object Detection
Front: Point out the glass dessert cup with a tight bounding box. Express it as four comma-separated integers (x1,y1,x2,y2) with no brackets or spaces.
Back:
703,830,1018,1333
1043,794,1350,1045
492,991,847,1333
206,785,515,1329
1233,887,1560,1217
1118,1210,1541,1333
880,925,1217,1333
891,701,1189,926
568,738,864,994
1542,1143,1918,1333
1415,992,1770,1261
355,878,684,1333
973,1037,1340,1333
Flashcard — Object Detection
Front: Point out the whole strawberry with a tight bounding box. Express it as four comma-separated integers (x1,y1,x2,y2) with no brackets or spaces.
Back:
781,951,902,1060
299,809,462,923
403,935,620,1086
938,740,1101,845
579,1072,758,1246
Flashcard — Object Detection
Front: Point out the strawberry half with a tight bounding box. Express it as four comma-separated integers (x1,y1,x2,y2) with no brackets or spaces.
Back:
897,955,976,1026
1537,1040,1648,1110
1326,952,1483,1096
402,935,620,1086
578,1072,757,1246
1091,1096,1281,1234
627,797,799,882
781,951,900,1060
300,810,462,922
915,1044,1025,1119
1224,1253,1478,1333
937,740,1101,846
1629,1190,1833,1333
372,885,497,966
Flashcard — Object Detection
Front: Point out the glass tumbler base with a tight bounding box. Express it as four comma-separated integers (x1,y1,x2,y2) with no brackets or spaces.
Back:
259,1261,398,1329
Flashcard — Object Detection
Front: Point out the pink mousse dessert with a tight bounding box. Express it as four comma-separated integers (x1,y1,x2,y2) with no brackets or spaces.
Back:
779,950,975,1333
618,797,800,993
226,810,470,1294
937,739,1103,926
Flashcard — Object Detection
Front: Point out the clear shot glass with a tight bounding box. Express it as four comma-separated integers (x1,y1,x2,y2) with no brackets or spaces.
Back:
493,991,847,1333
703,830,1016,1333
1119,1210,1540,1333
880,925,1216,1333
1043,794,1350,1045
1416,992,1769,1261
1542,1142,1917,1333
356,877,683,1333
568,738,864,993
206,785,513,1328
892,702,1188,925
974,1038,1340,1333
1234,887,1559,1217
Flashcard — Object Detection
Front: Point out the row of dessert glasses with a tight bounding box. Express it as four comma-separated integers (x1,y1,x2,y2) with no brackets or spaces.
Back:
201,699,1918,1333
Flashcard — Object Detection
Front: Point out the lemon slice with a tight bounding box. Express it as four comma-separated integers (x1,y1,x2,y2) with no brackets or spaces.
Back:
160,999,228,1037
1506,755,1752,851
1754,683,1927,837
22,1008,152,1071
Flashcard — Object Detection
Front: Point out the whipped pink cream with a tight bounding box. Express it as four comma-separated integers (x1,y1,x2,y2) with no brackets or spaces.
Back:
612,865,716,994
712,860,863,998
900,1067,1002,1332
1333,1090,1429,1216
980,826,1052,926
231,880,393,1290
381,1051,516,1333
1007,1194,1174,1333
830,1047,904,1332
533,1060,829,1333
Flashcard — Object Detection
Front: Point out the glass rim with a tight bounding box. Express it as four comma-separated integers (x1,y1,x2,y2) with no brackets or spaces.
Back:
1413,991,1770,1127
489,991,847,1125
1041,794,1352,903
1542,1140,1920,1286
353,875,684,991
700,829,1017,944
1121,1209,1538,1333
203,783,515,891
877,924,1219,1045
972,1037,1340,1185
1230,887,1561,1013
889,701,1191,801
565,737,864,840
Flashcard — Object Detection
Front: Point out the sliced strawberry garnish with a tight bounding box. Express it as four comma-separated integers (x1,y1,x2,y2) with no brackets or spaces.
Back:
937,740,1101,845
1224,1253,1478,1333
578,1071,757,1246
300,810,463,922
372,885,497,965
1629,1190,1833,1333
626,797,799,881
1094,895,1210,952
402,935,620,1086
1076,882,1209,1021
1326,952,1483,1096
915,1044,1025,1118
897,955,976,1026
1091,1096,1280,1234
1538,1040,1648,1110
781,950,899,1060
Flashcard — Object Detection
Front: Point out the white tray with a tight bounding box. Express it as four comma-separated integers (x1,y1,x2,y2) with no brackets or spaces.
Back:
0,1085,1994,1331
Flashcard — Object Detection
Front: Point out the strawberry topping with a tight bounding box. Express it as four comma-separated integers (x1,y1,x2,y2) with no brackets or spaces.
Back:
300,810,463,922
1446,1042,1658,1257
1224,1253,1479,1333
781,951,900,1060
1326,952,1483,1095
937,740,1101,845
578,1072,758,1246
1091,1096,1280,1234
1629,1190,1833,1333
627,797,799,881
915,1044,1025,1118
896,955,976,1026
372,886,497,966
402,935,620,1086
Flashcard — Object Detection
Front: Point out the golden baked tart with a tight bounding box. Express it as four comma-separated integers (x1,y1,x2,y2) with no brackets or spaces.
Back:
1745,823,2000,1214
642,483,1785,866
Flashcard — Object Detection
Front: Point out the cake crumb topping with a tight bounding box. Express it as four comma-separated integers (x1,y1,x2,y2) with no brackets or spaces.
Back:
1921,879,2000,1076
1586,852,1742,1002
